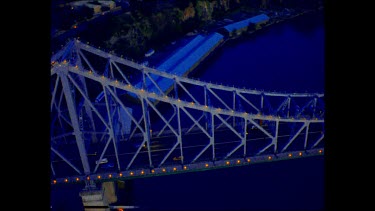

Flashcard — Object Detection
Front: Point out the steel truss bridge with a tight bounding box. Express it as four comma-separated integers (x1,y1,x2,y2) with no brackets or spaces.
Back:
50,39,325,185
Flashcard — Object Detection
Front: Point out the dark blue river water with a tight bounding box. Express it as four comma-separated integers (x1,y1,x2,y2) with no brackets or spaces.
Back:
50,10,325,211
191,12,325,93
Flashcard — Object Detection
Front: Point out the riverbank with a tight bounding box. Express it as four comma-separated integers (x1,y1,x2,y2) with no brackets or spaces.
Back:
145,6,324,78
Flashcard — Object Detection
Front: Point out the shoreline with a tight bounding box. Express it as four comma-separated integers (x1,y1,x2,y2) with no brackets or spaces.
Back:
156,7,324,80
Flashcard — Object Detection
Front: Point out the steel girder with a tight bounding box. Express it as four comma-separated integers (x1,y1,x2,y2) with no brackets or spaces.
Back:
50,39,325,181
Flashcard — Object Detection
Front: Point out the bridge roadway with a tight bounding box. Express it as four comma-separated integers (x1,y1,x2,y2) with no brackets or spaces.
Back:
50,39,324,185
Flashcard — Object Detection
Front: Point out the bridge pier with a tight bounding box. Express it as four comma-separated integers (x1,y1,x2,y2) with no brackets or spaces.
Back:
79,181,117,211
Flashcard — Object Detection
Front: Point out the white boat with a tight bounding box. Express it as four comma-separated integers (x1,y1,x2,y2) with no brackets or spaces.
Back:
144,49,155,57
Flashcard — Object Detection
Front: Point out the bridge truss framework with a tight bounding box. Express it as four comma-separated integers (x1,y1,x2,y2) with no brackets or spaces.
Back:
50,39,325,185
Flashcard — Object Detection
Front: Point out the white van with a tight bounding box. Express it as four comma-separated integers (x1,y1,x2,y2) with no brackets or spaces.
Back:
95,158,108,165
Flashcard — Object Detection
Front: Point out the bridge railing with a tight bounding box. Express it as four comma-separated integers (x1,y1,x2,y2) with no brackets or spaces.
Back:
50,39,324,182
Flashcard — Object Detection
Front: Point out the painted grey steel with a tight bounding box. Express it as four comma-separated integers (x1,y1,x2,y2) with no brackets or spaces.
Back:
50,39,324,181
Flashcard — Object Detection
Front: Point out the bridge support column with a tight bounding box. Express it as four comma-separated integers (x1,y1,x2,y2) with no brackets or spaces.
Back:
79,181,118,211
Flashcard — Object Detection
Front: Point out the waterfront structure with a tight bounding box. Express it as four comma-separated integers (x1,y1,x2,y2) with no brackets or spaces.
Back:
223,13,270,36
130,32,224,100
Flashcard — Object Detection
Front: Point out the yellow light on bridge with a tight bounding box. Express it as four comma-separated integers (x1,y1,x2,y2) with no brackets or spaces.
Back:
141,171,144,175
97,175,101,179
108,174,112,178
53,180,57,184
299,152,303,156
173,167,177,171
319,149,323,154
162,168,166,172
183,166,187,170
237,160,241,164
76,177,80,181
288,153,292,157
226,161,230,165
268,156,272,160
64,178,68,183
151,169,155,173
86,176,90,180
247,158,251,162
205,163,209,167
130,172,134,176
119,173,123,177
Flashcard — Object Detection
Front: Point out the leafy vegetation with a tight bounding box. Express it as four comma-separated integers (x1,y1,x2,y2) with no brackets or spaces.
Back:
52,0,323,59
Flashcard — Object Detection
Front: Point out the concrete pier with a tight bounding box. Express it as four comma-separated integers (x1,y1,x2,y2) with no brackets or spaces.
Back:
79,181,118,211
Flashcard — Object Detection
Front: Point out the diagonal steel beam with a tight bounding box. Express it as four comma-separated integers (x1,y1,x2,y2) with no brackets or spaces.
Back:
67,74,111,131
257,141,274,155
247,118,274,139
112,61,132,85
176,80,199,104
59,72,90,175
273,120,279,153
191,143,212,163
312,133,324,148
276,97,289,114
51,147,82,175
157,109,176,137
180,106,211,138
106,88,145,134
51,76,60,111
129,116,144,140
145,71,165,95
93,136,114,173
77,47,99,74
216,114,243,139
78,75,98,143
140,97,153,168
281,122,307,152
236,91,260,113
177,106,184,164
103,86,121,172
304,122,310,150
126,138,148,170
186,113,204,134
51,163,56,176
145,98,178,137
158,142,179,167
207,87,231,110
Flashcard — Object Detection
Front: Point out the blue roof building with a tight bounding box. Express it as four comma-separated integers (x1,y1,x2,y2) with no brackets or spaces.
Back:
129,32,224,102
223,14,270,36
